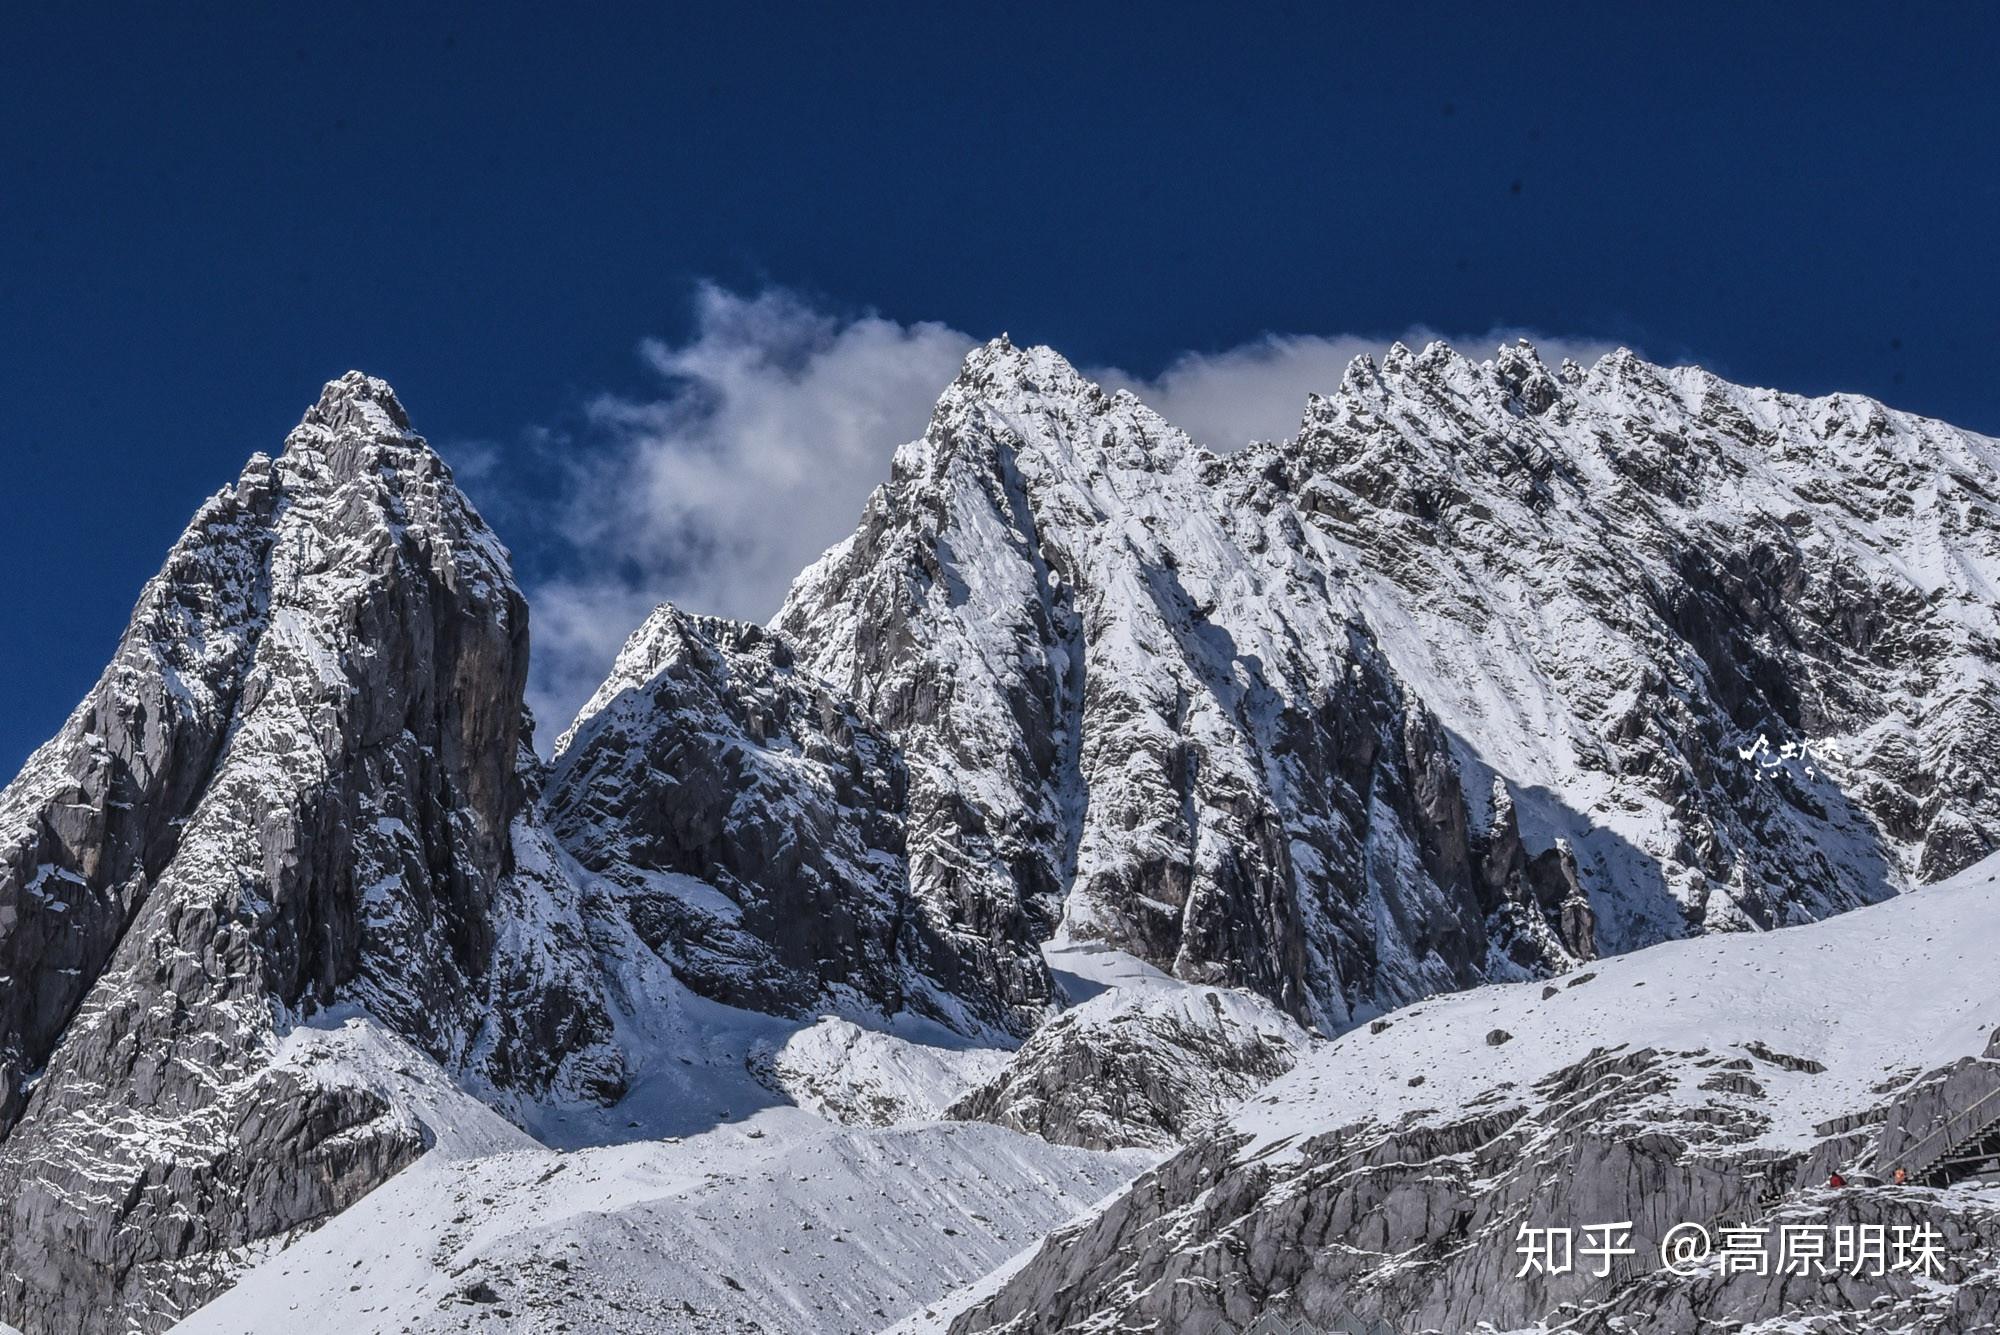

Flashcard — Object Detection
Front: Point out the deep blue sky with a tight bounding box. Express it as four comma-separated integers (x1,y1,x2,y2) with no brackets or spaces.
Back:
3,3,1998,774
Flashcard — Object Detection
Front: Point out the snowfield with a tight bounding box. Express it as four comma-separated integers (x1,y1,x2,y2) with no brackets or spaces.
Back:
903,851,2000,1334
175,1006,1153,1335
1232,849,2000,1165
172,935,1304,1333
187,855,2000,1335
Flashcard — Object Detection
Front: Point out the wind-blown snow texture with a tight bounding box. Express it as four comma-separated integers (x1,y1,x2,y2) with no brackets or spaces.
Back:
0,336,1994,1335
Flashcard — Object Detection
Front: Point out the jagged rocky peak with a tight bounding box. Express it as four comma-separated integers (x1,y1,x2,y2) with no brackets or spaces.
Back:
777,337,1597,1042
942,333,1117,412
545,601,1036,1034
1491,336,1563,413
302,366,414,434
774,331,2000,1050
1261,334,2000,937
0,372,619,1335
890,333,1199,491
550,601,781,756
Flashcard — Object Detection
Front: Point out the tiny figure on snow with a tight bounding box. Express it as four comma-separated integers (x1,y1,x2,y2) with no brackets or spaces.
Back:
1893,1167,1908,1186
1828,1171,1847,1188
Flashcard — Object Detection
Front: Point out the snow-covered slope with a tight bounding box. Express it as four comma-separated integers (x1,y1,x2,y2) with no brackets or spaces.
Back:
173,1006,1150,1335
1233,853,2000,1163
777,336,1999,1042
934,852,2000,1333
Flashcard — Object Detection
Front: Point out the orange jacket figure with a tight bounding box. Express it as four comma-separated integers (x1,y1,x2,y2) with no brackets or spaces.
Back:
1893,1168,1908,1186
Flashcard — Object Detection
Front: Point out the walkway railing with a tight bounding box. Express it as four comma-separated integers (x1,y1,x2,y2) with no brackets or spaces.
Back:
1897,1076,2000,1184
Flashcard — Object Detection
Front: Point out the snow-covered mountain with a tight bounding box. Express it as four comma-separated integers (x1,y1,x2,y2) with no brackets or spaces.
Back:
777,338,1594,1042
779,334,1997,1029
1272,339,1998,930
0,336,1995,1335
542,603,1003,1034
0,375,630,1333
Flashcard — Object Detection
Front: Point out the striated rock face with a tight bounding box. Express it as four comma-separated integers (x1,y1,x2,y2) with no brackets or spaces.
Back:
777,341,1596,1039
0,374,621,1334
542,604,1000,1031
945,857,2000,1334
949,1046,2000,1334
1257,340,2000,945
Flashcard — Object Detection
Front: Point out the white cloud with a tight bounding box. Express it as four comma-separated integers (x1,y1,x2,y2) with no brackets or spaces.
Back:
561,285,975,624
514,286,974,739
508,284,1629,743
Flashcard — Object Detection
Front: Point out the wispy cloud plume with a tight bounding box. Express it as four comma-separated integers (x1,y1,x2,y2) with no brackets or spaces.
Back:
475,284,1631,743
499,286,974,737
564,285,975,624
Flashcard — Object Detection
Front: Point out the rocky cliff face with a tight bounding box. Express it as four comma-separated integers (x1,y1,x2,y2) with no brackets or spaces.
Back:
0,375,621,1334
949,1044,2000,1334
1250,340,2000,950
542,604,1008,1033
943,855,2000,1335
776,337,1999,1045
776,341,1605,1041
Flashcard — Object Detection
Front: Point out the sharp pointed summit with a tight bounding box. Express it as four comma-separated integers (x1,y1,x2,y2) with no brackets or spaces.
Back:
0,376,622,1332
299,369,414,437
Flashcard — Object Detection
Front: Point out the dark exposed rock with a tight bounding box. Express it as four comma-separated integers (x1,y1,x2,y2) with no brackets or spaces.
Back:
0,374,620,1334
1743,1041,1827,1075
542,604,987,1029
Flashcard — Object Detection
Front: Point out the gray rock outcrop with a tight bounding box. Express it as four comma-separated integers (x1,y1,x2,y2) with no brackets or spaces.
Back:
948,1043,2000,1334
0,375,621,1333
542,604,999,1030
947,985,1310,1151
